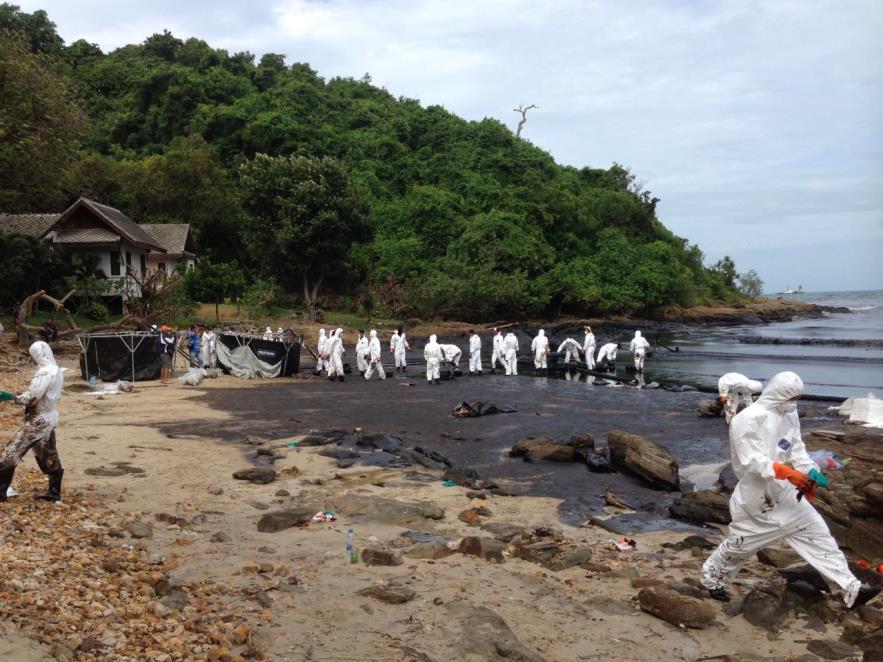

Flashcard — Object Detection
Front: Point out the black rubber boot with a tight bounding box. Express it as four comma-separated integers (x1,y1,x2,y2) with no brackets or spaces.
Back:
338,375,345,382
434,379,440,385
707,587,731,602
34,469,63,502
853,586,882,608
0,466,16,502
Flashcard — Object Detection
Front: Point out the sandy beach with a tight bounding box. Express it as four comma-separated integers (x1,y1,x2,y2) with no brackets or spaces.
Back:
2,348,880,661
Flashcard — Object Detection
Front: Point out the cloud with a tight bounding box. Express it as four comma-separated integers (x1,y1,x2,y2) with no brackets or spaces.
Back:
18,0,883,289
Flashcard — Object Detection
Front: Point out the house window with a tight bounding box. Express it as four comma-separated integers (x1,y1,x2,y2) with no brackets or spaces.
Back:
140,254,146,275
110,252,121,276
125,251,132,266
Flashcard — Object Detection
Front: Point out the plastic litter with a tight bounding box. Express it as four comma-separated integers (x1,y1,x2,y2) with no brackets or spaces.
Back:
807,468,829,488
287,441,299,447
441,479,456,487
5,485,18,498
310,511,336,523
345,528,358,564
0,390,15,402
808,450,850,471
609,538,637,551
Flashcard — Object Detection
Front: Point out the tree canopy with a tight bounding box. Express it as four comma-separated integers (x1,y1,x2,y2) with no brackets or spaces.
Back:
0,4,748,319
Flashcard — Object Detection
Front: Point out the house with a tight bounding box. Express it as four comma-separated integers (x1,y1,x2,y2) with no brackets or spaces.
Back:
0,197,197,297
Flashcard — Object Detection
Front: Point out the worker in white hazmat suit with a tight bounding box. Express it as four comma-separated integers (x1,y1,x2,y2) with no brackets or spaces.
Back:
700,372,879,607
439,344,462,374
390,327,411,373
490,328,505,373
468,330,482,375
557,338,582,366
503,332,519,376
629,331,651,373
424,335,442,384
326,328,345,381
0,341,65,503
531,330,550,370
355,330,369,375
718,373,763,425
201,327,217,369
364,330,385,380
316,328,329,374
596,342,618,372
582,326,596,370
263,325,273,341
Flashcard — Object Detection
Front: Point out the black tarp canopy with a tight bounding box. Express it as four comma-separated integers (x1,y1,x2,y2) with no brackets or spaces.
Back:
78,331,161,382
216,331,301,378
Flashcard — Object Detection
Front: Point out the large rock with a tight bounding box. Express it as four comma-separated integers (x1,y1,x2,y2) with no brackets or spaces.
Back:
406,542,454,560
716,462,738,493
480,522,529,543
637,587,715,629
445,601,542,662
806,639,862,660
256,508,317,533
514,540,592,571
361,548,403,566
459,537,506,563
232,467,277,484
356,433,402,452
741,589,786,631
357,584,415,604
509,434,594,463
330,495,444,525
756,547,801,569
607,430,679,490
669,490,731,524
804,428,883,561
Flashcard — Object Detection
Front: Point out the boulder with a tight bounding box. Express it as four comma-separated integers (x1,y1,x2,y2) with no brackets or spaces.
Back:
406,542,454,560
445,601,542,662
669,490,731,524
459,537,506,563
356,433,402,452
637,587,715,629
480,522,529,543
256,508,317,533
357,584,416,604
330,495,444,525
697,399,723,418
294,434,339,447
806,639,862,660
741,589,786,631
607,430,679,490
441,466,482,489
756,547,801,569
317,447,358,460
361,548,403,566
125,521,153,539
232,467,276,484
509,434,594,463
514,540,592,571
716,462,738,494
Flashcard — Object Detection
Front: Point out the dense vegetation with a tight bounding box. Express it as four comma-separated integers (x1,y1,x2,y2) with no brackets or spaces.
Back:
0,4,748,319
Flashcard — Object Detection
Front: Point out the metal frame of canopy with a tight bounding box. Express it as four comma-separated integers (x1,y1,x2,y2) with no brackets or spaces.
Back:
77,330,156,383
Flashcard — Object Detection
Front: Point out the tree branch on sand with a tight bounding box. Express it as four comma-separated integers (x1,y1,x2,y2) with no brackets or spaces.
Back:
513,104,538,138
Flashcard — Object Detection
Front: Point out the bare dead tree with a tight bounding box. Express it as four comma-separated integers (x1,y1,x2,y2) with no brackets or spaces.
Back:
513,104,538,138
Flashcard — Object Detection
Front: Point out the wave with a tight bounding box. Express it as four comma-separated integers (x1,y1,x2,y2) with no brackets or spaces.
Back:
849,305,878,312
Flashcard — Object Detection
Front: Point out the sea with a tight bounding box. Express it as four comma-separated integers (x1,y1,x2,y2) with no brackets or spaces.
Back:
649,290,883,399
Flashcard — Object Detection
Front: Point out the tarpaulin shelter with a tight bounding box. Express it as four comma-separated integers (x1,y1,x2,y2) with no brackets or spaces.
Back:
216,331,301,379
78,331,161,382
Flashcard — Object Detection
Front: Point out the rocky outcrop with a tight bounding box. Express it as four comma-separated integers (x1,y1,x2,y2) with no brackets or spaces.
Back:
330,495,444,525
509,434,594,463
607,430,679,490
804,428,883,561
669,490,731,525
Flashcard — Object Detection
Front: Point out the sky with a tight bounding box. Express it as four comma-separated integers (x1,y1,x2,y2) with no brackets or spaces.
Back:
21,0,883,292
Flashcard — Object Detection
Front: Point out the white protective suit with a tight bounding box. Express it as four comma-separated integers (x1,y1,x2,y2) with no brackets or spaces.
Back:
701,372,861,606
718,372,764,425
490,331,506,372
583,330,596,370
317,328,329,374
629,331,651,372
531,330,550,369
326,328,345,378
201,329,217,369
424,335,442,382
17,342,63,430
263,325,273,341
355,333,369,374
503,333,519,375
596,342,618,369
440,344,462,370
468,334,482,374
364,330,385,380
557,338,582,365
391,331,410,370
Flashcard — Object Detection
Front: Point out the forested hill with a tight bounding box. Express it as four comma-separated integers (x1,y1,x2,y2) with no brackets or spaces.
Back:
0,5,746,319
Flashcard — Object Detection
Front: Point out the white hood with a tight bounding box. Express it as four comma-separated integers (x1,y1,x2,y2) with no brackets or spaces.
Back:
755,371,803,410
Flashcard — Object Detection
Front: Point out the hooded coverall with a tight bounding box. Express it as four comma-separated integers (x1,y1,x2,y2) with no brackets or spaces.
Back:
391,332,410,370
326,328,345,378
355,334,369,374
503,333,519,375
491,332,505,371
439,344,462,370
0,341,64,501
629,331,651,372
531,330,549,369
596,343,618,370
364,330,385,380
719,372,763,425
583,331,596,370
468,335,482,374
557,338,582,365
424,335,442,382
701,372,862,606
317,329,329,374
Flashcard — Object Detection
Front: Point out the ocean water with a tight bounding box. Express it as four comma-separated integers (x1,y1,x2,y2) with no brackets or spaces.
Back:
648,290,883,398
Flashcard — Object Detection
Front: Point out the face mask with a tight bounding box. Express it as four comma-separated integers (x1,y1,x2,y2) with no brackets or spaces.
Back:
777,402,798,414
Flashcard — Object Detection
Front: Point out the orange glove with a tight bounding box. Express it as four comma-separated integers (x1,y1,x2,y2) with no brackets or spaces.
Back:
718,396,728,405
773,462,814,495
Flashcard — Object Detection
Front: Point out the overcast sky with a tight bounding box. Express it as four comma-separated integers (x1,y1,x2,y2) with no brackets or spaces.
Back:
23,0,883,292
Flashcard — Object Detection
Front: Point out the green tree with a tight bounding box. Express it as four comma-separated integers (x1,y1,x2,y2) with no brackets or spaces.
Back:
738,269,764,298
0,29,86,211
238,154,368,318
712,256,738,289
184,261,246,321
0,3,64,54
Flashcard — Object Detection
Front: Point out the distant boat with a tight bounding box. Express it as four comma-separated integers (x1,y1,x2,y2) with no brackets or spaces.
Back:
778,286,797,295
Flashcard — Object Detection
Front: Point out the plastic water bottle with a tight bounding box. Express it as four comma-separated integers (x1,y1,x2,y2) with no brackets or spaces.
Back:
345,528,358,564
